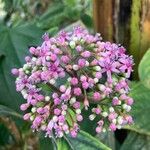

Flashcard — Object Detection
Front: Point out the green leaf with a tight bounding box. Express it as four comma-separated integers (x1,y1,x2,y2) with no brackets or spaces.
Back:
57,138,70,150
0,104,22,118
127,82,150,135
63,0,76,7
66,130,111,150
0,123,14,146
0,23,43,112
81,13,93,28
120,131,150,150
138,49,150,88
39,133,54,150
96,132,116,150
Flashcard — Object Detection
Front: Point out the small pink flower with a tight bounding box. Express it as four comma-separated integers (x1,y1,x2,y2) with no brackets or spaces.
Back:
82,82,89,89
96,126,102,133
60,85,66,93
54,98,61,105
112,97,119,106
73,102,80,109
93,92,101,101
91,59,98,66
50,54,57,61
126,98,134,105
74,88,82,96
61,55,70,64
80,76,87,82
78,59,86,68
29,47,36,54
70,77,78,85
54,108,61,115
95,72,102,79
20,103,29,111
11,68,19,76
109,123,116,131
81,51,91,58
70,130,77,138
76,115,83,122
76,45,83,52
108,112,117,121
23,113,30,120
94,108,101,114
25,56,31,62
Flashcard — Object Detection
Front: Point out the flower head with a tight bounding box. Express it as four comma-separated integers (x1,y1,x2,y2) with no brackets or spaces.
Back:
12,26,134,138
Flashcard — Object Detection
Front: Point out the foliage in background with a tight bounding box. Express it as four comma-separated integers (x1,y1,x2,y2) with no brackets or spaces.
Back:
0,0,150,150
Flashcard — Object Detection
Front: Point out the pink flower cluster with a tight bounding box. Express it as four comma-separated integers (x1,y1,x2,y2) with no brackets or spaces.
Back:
12,26,134,138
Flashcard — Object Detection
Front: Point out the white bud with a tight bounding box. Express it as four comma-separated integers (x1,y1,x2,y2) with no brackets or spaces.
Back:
76,109,81,114
80,39,85,44
101,94,106,99
16,77,20,81
42,67,47,71
94,78,99,83
94,66,101,71
31,107,36,113
72,37,78,41
126,105,131,112
58,132,64,138
102,112,108,117
117,116,123,124
19,68,23,72
53,116,58,122
33,66,38,72
30,116,34,121
98,84,106,91
49,79,55,85
25,70,30,74
122,104,128,109
120,89,125,94
65,130,69,134
70,97,76,105
73,65,79,71
102,128,106,132
85,61,89,66
45,96,50,102
23,94,28,99
46,56,51,61
41,125,47,131
109,107,114,112
51,45,56,49
117,125,122,129
67,77,71,82
21,89,27,95
89,114,96,121
23,64,29,70
69,41,76,49
118,100,121,105
112,119,117,124
61,110,66,115
32,57,37,62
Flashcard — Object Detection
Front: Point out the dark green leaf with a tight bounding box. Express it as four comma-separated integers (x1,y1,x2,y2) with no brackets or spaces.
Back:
0,104,22,118
66,130,111,150
96,132,116,150
39,133,54,150
120,131,150,150
0,23,43,112
81,13,93,28
57,138,70,150
126,82,150,135
138,49,150,80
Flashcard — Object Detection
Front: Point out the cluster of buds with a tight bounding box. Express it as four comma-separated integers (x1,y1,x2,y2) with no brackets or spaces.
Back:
12,26,134,138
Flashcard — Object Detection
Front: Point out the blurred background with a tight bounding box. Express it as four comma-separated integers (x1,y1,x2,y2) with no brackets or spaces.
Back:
0,0,150,150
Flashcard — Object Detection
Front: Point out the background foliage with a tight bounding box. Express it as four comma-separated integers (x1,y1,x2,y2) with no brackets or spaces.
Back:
0,0,150,150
